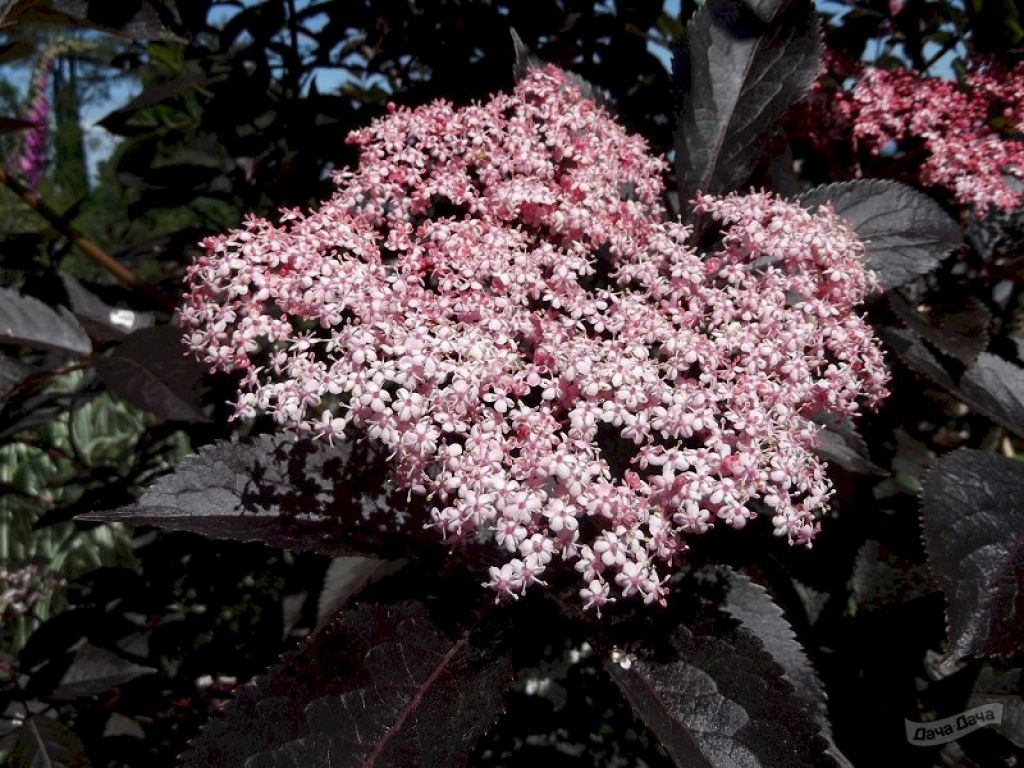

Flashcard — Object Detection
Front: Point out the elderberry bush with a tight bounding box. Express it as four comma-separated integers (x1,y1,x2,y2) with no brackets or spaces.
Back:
2,2,1024,767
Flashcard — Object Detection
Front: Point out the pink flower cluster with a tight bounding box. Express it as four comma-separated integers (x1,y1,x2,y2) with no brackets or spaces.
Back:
181,66,888,610
801,52,1024,211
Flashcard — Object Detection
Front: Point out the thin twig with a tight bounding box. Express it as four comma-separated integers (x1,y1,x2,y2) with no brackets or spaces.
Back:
0,168,176,311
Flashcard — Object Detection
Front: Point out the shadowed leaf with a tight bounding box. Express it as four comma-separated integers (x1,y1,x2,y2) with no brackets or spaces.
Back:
850,540,935,613
704,566,850,766
93,324,207,422
675,0,820,205
181,600,512,768
79,435,432,559
8,0,179,39
6,715,91,768
61,275,154,342
958,354,1024,438
53,643,156,700
811,412,882,475
889,293,990,366
967,666,1024,748
604,575,835,768
316,557,405,630
879,326,955,390
799,180,961,289
921,449,1024,661
0,287,91,356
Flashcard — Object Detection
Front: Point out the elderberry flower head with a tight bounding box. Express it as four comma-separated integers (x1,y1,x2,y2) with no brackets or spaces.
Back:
798,51,1024,212
181,65,888,610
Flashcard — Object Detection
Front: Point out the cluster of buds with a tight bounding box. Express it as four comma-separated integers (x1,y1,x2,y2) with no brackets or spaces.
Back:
182,65,888,610
799,50,1024,212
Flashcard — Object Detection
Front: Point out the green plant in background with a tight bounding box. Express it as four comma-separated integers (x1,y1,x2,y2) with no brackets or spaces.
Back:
0,371,186,651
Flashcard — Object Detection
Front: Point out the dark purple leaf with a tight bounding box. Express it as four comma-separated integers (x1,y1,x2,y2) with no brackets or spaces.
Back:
0,39,35,62
93,324,207,423
889,292,990,366
5,715,91,768
703,567,850,766
604,593,834,767
78,436,431,560
921,449,1024,661
0,287,91,356
510,28,608,105
965,191,1024,262
967,665,1024,748
0,356,37,397
811,412,882,475
881,328,1024,438
510,28,541,80
958,354,1024,438
316,557,405,630
675,0,820,204
52,643,156,700
98,73,204,134
850,540,935,613
799,180,961,289
60,275,154,342
181,600,512,768
878,326,955,390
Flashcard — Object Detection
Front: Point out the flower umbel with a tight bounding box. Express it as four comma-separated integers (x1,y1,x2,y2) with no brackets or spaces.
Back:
181,66,888,608
798,51,1024,212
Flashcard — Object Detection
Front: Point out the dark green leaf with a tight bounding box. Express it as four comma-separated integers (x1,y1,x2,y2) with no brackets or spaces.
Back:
675,0,820,204
921,449,1024,661
181,600,512,768
799,180,961,289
